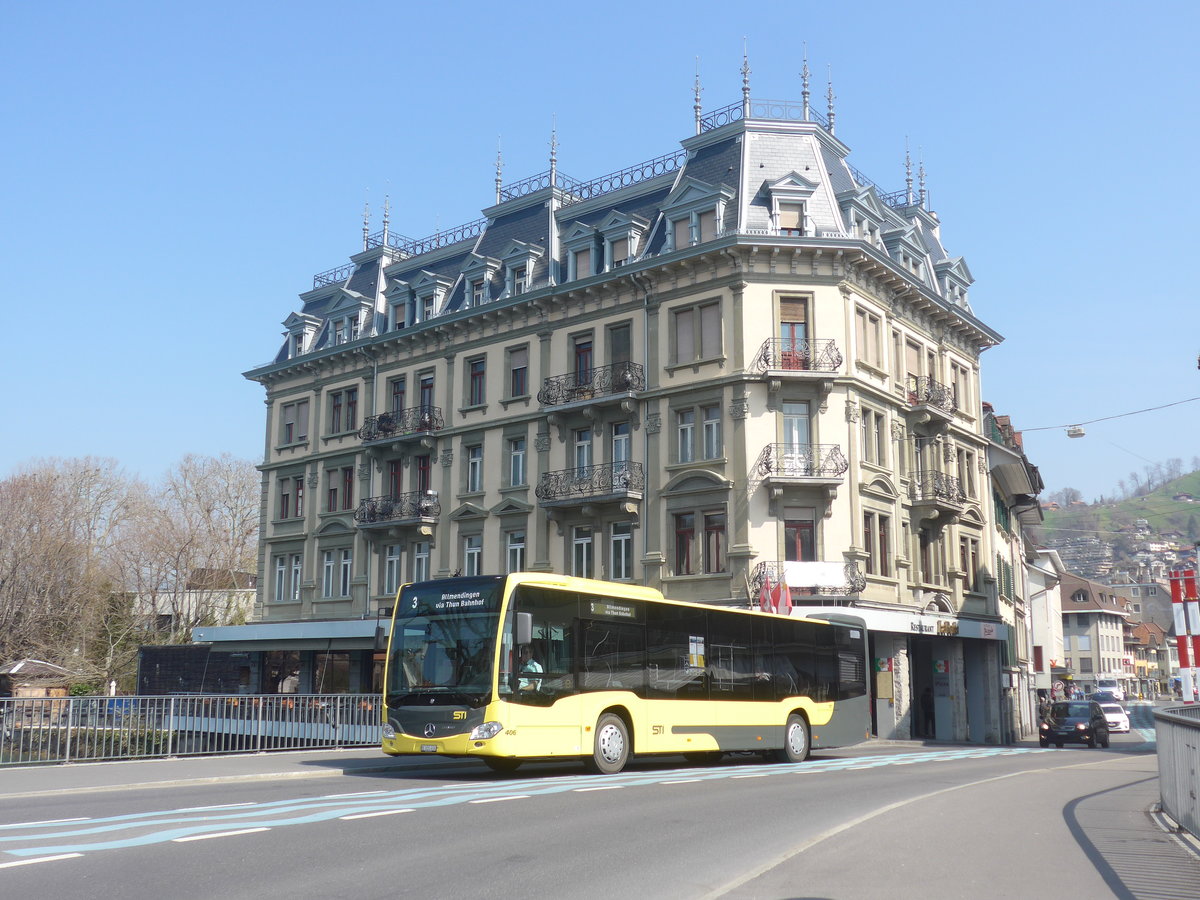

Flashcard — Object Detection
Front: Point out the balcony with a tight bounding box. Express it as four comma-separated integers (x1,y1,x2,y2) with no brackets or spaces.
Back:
905,376,957,429
752,339,842,394
535,461,644,509
537,361,645,409
752,443,847,500
353,490,440,532
908,471,966,523
750,561,866,597
357,406,444,447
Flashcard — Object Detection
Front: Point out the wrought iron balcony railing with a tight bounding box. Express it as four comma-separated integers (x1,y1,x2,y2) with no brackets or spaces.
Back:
354,490,440,527
535,461,645,504
984,412,1020,451
753,444,849,480
909,471,966,505
357,406,444,443
752,338,843,374
906,375,957,414
537,361,645,407
750,561,866,596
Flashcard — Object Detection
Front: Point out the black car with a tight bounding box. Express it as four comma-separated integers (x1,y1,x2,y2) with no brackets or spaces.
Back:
1040,700,1110,748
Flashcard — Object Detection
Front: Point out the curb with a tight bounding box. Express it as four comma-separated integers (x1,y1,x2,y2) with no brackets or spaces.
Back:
1149,803,1200,860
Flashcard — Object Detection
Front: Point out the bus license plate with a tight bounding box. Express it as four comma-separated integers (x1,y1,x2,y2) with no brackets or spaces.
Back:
420,744,438,753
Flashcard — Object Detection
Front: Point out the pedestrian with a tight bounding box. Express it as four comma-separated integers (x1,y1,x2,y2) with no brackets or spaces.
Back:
279,670,300,693
920,687,934,737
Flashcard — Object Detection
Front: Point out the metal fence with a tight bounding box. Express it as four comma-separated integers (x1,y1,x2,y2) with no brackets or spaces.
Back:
1155,704,1200,839
1,694,383,767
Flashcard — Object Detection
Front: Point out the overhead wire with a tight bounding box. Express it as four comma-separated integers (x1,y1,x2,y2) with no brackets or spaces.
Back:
1022,396,1200,433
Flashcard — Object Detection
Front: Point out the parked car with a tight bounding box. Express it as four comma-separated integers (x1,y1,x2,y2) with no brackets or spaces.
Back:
1039,701,1111,748
1099,702,1129,733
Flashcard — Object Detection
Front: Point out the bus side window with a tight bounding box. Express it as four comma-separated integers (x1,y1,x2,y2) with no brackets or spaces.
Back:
646,605,708,700
772,619,816,701
581,620,645,693
707,613,753,699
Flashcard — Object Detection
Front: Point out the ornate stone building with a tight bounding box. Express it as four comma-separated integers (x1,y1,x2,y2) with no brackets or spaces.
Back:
201,72,1020,741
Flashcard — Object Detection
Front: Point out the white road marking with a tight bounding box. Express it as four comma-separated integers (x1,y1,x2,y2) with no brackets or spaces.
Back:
732,773,772,779
178,802,256,812
573,785,624,792
0,853,82,869
0,817,88,829
323,791,388,799
172,827,270,843
660,779,702,784
469,795,530,804
339,809,415,820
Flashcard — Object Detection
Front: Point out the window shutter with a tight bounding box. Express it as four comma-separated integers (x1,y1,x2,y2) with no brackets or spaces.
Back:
610,238,628,265
700,304,721,358
698,209,717,241
575,248,591,277
779,297,807,324
675,308,695,362
673,218,690,248
778,204,802,232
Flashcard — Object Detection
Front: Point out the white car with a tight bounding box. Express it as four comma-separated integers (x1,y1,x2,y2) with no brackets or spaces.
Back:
1099,703,1129,733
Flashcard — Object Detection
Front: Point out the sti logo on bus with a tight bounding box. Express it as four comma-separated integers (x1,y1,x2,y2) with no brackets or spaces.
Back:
453,711,466,720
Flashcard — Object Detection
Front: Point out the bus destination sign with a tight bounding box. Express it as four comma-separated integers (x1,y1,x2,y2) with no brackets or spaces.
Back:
588,599,641,621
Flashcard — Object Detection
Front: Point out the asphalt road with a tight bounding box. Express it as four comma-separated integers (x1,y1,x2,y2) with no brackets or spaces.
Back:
1,703,1196,899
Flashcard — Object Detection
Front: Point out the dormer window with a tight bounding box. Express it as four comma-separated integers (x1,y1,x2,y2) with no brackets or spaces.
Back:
778,202,805,236
471,279,486,307
509,265,527,295
283,311,320,360
608,239,627,267
573,247,593,278
291,333,306,357
459,253,502,307
660,177,734,253
421,295,435,322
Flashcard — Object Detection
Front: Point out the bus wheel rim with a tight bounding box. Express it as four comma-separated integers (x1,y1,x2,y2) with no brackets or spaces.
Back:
789,723,806,756
599,723,624,762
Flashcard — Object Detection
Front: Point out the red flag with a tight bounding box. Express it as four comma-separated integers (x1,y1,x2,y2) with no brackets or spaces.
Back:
759,571,774,612
776,568,792,616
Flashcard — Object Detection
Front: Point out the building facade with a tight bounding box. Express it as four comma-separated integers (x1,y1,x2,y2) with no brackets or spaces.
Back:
206,85,1019,742
1058,572,1134,695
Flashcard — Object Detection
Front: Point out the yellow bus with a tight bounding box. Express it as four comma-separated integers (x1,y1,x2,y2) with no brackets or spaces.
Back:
381,573,869,774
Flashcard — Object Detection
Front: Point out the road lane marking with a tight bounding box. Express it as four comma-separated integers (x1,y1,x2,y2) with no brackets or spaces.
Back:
660,779,702,784
469,795,530,804
178,803,256,812
573,785,624,792
0,818,88,829
172,827,270,843
0,853,83,869
732,773,772,779
323,791,388,799
339,809,415,820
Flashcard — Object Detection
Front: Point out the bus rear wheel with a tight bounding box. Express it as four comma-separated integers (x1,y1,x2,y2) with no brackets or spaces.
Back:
587,712,630,774
483,757,522,773
772,713,810,763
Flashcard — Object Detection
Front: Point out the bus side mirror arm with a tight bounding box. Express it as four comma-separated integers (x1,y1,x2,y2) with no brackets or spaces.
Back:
516,612,533,646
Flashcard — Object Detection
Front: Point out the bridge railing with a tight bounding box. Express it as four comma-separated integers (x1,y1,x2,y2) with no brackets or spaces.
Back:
0,694,383,767
1155,704,1200,840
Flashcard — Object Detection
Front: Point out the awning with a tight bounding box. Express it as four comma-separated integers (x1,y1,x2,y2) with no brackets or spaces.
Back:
792,605,1007,641
192,619,391,652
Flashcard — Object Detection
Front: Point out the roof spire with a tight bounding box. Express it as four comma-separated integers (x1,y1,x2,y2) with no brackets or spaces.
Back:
362,200,370,251
382,194,390,246
918,150,927,207
495,137,503,204
741,38,751,116
801,44,811,121
549,116,558,187
826,67,836,134
694,56,703,135
905,138,913,205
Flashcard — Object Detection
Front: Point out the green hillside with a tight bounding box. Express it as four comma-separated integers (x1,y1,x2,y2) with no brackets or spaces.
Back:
1037,471,1200,552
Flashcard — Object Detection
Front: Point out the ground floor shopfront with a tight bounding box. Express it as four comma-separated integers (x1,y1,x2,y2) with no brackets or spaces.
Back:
798,605,1008,744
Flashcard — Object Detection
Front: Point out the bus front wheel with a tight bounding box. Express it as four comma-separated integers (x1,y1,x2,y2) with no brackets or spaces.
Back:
773,713,810,763
588,712,630,774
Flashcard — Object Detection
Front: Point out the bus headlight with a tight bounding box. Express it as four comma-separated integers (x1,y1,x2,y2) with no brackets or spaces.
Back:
382,723,396,739
469,721,503,741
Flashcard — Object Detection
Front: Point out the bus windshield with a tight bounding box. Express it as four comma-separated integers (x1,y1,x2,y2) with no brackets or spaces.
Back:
387,577,504,707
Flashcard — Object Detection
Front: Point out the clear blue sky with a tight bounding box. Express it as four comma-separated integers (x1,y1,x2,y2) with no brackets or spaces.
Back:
2,0,1196,501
